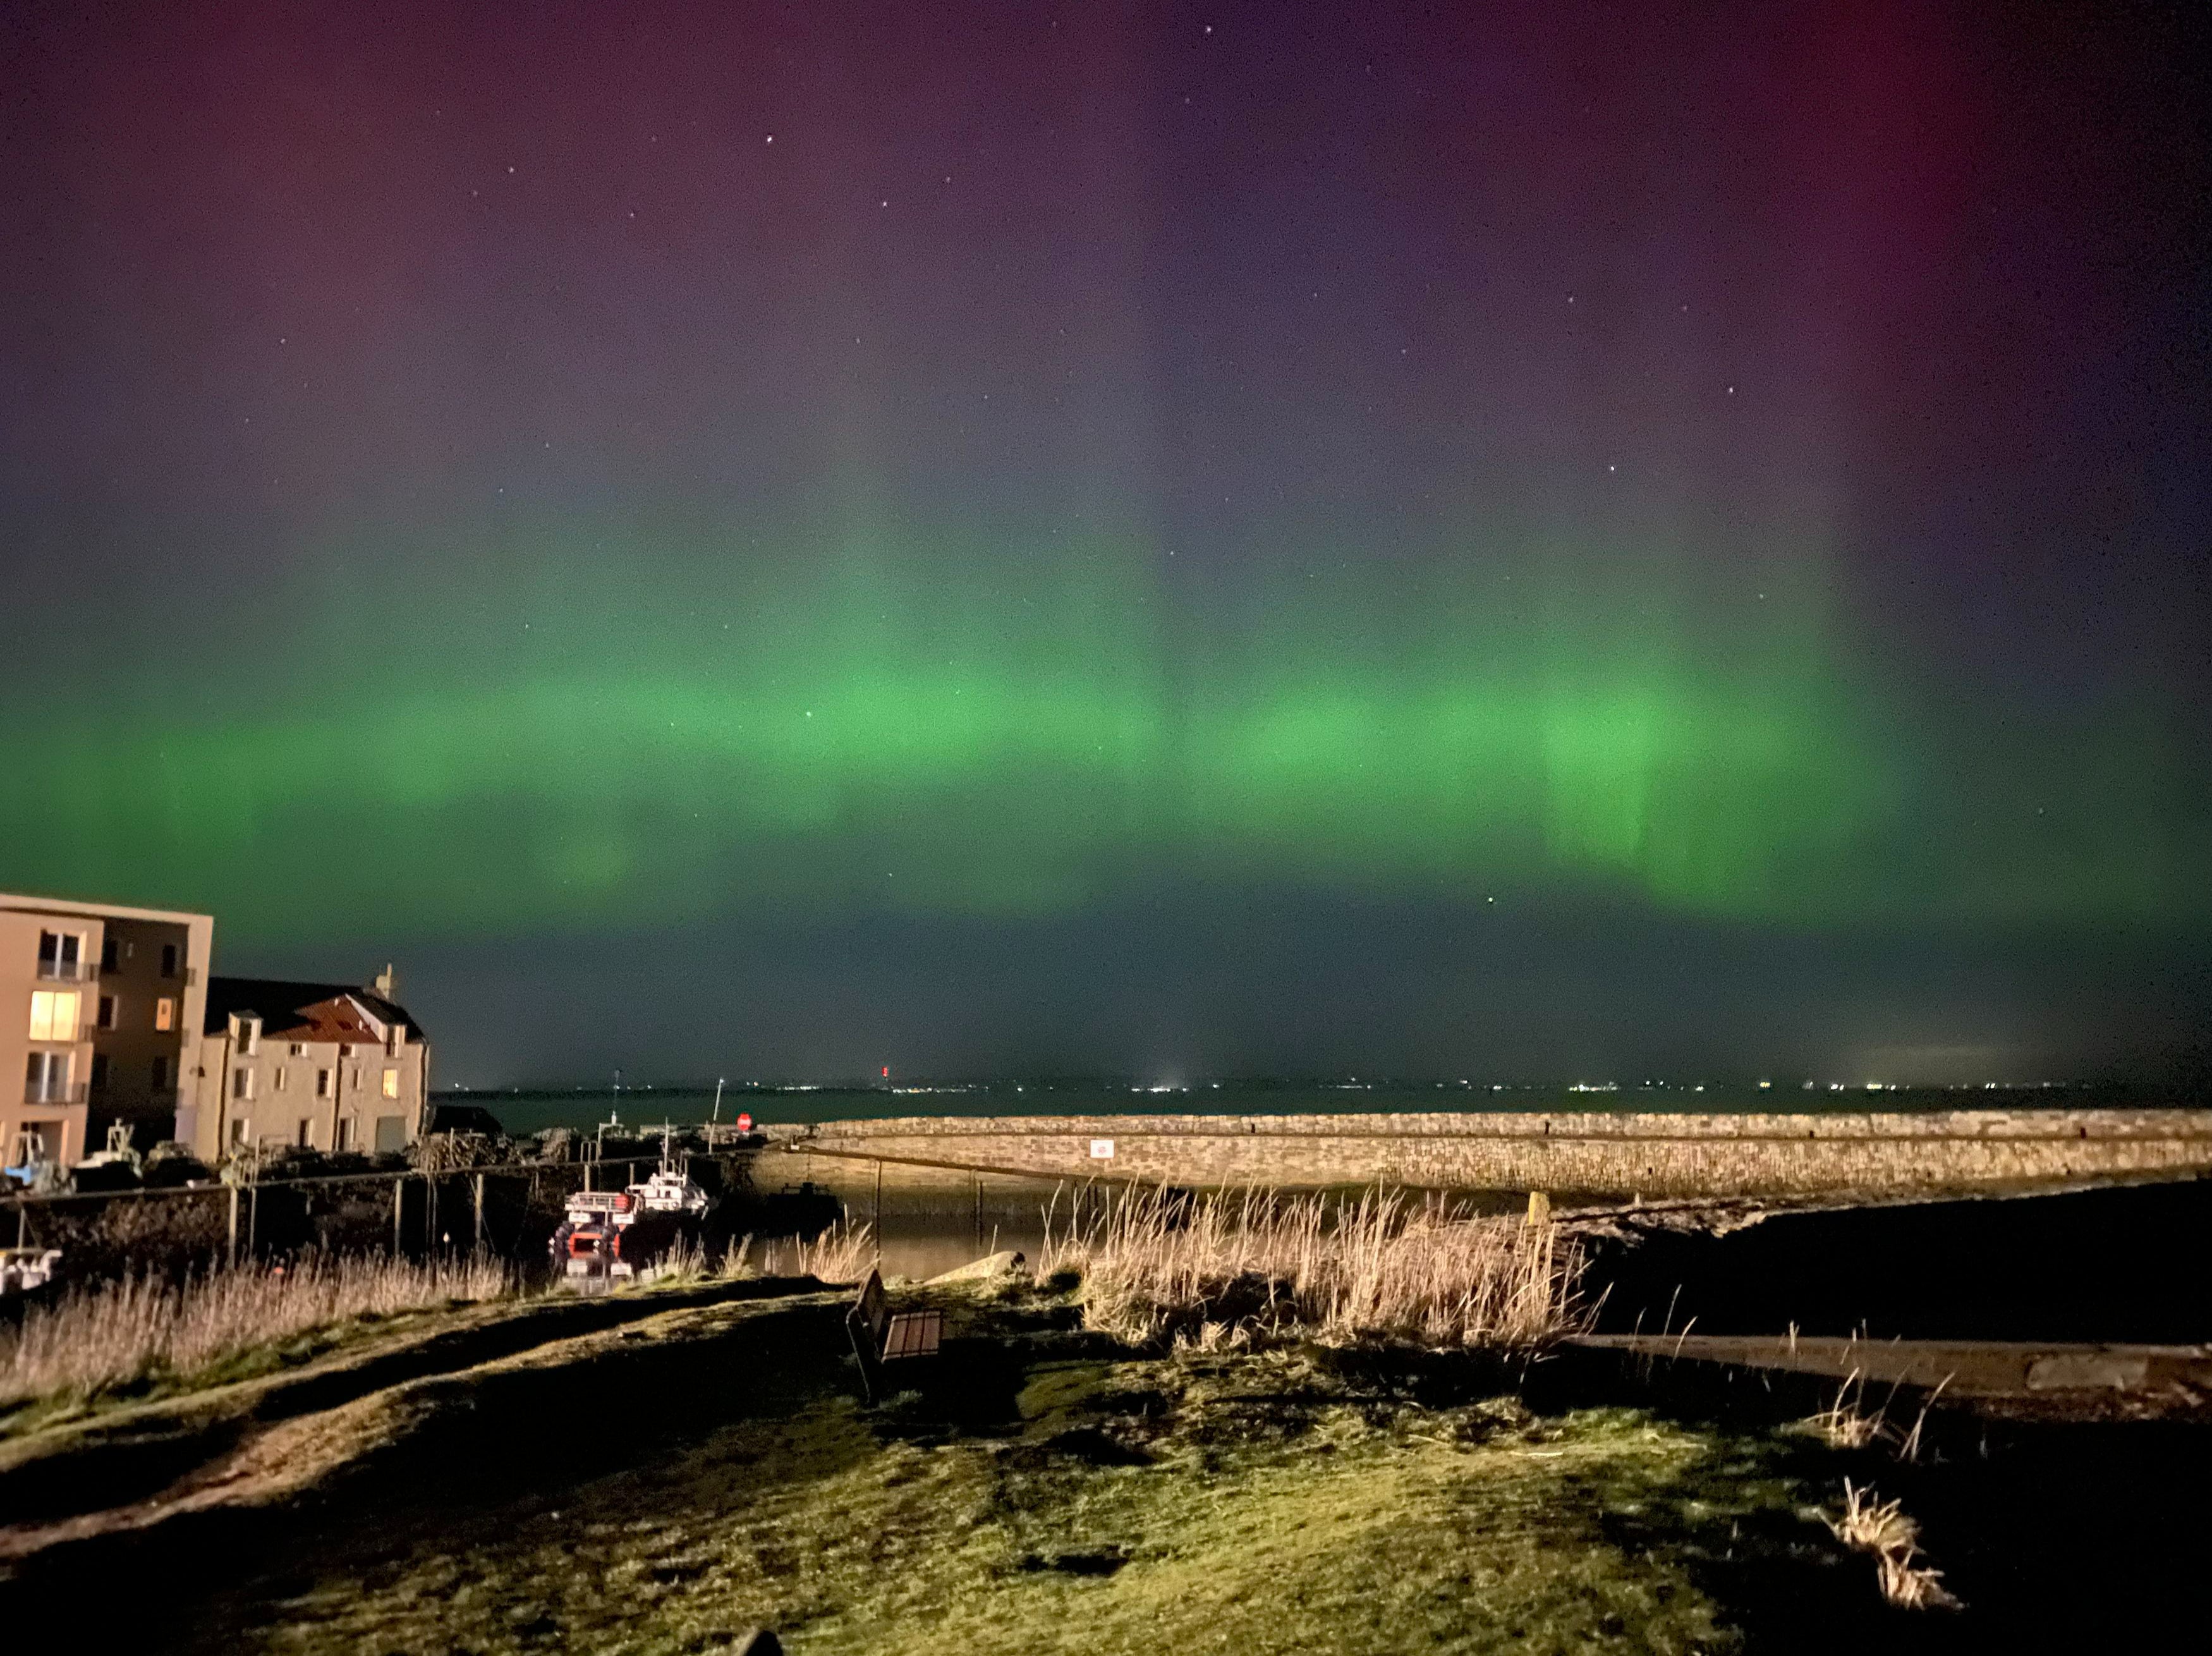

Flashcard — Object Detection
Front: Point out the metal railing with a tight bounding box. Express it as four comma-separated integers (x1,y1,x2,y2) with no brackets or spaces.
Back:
21,1081,88,1107
34,959,90,983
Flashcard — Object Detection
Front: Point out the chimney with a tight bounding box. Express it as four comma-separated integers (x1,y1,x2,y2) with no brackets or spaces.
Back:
371,963,396,999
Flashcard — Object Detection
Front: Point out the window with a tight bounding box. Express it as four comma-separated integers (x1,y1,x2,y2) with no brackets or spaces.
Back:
155,997,174,1032
382,1068,399,1099
90,1053,110,1089
160,944,178,978
36,930,85,981
99,937,118,973
296,1119,312,1148
374,1115,406,1154
231,1067,254,1101
351,1065,362,1088
338,1042,355,1059
25,1051,73,1102
97,995,118,1030
273,1066,289,1093
230,1117,250,1147
28,990,80,1042
336,1115,356,1151
316,1068,333,1098
239,1017,260,1056
289,1042,307,1058
150,1056,171,1090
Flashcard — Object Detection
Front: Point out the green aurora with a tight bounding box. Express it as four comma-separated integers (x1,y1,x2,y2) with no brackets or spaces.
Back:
4,514,2199,945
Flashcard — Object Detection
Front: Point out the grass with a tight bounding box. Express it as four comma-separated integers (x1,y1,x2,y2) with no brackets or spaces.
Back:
0,1251,515,1418
189,1338,1842,1655
1825,1479,1961,1611
1036,1183,1584,1349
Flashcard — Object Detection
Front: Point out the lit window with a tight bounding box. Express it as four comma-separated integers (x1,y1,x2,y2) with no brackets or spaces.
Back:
28,991,80,1041
155,997,174,1032
382,1068,399,1099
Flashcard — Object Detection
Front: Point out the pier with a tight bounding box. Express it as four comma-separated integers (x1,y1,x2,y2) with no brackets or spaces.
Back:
765,1108,2212,1205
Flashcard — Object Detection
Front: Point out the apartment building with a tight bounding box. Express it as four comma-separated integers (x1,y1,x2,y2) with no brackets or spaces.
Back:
1,892,214,1169
188,971,430,1160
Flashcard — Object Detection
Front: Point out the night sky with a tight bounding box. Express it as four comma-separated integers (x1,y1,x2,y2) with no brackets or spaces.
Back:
4,1,2208,1087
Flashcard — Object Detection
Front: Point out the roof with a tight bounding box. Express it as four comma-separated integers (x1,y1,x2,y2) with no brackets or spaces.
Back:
1,890,214,926
201,977,428,1044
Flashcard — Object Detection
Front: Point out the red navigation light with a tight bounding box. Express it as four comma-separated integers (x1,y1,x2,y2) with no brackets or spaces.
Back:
736,1111,753,1133
882,1066,890,1078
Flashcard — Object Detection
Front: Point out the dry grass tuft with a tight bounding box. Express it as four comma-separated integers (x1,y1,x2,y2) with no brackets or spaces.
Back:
1804,1373,1895,1450
1036,1183,1584,1350
1825,1478,1962,1610
754,1221,876,1285
1802,1373,1949,1463
0,1251,514,1411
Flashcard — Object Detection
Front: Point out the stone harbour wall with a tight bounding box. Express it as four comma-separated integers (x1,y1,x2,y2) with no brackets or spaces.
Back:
765,1109,2212,1202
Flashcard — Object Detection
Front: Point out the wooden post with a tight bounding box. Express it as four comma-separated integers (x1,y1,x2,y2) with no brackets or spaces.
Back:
228,1184,240,1265
246,1182,258,1257
473,1172,486,1252
392,1175,404,1256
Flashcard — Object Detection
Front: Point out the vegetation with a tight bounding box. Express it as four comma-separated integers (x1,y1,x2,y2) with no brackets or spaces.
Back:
1825,1479,1960,1611
755,1220,879,1284
1036,1183,1584,1349
181,1336,1864,1655
0,1251,514,1415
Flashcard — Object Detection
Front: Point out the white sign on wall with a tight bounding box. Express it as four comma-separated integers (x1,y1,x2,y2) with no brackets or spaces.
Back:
1090,1138,1115,1160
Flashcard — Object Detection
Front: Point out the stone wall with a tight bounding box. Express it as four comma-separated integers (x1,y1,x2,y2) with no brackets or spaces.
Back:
765,1110,2212,1202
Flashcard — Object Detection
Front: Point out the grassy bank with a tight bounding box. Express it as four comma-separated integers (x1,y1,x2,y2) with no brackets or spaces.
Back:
172,1311,1909,1655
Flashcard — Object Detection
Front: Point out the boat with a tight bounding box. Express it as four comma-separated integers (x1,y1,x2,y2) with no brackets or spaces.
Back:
549,1128,714,1275
70,1121,145,1193
0,1248,62,1297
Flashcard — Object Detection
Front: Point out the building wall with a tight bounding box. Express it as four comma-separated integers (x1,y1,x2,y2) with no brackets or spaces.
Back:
779,1109,2212,1203
190,1025,429,1160
0,905,102,1168
3,894,213,1168
86,913,211,1143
